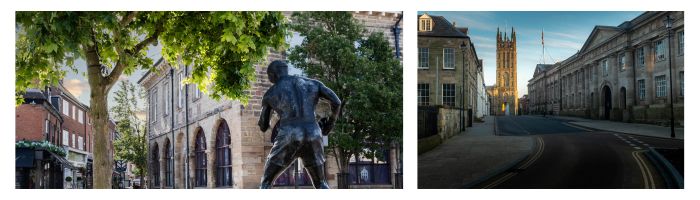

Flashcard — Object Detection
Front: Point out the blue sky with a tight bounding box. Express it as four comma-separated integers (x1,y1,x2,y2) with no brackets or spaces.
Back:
422,11,643,97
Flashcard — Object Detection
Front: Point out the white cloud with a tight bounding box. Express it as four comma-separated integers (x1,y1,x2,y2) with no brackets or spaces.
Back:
63,79,89,98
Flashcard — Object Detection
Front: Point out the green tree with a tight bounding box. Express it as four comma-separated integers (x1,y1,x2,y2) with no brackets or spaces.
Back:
110,80,148,188
287,12,402,187
16,11,288,188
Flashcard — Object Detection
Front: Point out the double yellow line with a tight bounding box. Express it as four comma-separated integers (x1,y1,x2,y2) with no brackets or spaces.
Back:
632,151,656,189
482,136,545,189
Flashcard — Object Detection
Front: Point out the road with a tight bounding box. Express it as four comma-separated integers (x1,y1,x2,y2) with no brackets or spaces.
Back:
477,115,683,189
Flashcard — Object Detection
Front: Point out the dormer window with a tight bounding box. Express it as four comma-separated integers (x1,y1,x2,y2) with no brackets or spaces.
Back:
419,14,433,32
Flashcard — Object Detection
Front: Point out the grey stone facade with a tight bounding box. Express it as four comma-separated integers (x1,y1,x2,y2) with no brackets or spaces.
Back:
526,11,684,126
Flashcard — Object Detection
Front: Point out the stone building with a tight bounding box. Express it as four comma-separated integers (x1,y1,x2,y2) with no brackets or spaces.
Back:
417,13,483,128
488,27,519,116
526,11,684,125
140,11,403,189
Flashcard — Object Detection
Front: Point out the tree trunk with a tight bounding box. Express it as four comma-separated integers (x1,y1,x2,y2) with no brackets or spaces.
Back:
89,85,113,189
85,43,113,189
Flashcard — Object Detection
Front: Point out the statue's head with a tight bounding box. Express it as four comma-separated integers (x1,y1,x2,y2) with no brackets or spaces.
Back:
267,60,289,83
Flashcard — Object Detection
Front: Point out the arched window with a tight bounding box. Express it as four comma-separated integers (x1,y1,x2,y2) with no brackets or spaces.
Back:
195,129,207,187
151,143,160,188
216,120,232,187
164,139,173,187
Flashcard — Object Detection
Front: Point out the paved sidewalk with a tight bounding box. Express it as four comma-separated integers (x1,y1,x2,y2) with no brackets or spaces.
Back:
549,115,684,139
418,116,534,189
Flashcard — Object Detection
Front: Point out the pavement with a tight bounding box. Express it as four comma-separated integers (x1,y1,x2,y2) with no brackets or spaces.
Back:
547,115,684,139
417,115,533,189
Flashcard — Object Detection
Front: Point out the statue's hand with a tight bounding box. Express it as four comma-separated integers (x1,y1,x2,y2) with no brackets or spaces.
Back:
319,117,335,136
259,121,269,132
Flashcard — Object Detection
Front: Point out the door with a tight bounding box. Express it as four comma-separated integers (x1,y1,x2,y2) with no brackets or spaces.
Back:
603,86,612,120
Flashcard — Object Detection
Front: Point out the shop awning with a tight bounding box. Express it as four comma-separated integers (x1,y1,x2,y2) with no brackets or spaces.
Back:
15,148,35,168
47,151,75,170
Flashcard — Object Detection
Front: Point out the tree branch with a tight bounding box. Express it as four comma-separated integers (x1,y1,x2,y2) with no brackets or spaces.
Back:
105,23,162,89
120,11,138,27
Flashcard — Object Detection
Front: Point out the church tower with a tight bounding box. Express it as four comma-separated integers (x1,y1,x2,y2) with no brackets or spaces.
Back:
494,27,518,115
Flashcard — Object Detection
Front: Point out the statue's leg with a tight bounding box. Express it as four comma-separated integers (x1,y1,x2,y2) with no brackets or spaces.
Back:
302,129,329,189
304,163,330,189
260,162,287,189
260,128,299,189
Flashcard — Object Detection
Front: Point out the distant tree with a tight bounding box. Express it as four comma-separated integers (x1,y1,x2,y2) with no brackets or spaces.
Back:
110,80,148,189
16,11,288,188
288,11,402,187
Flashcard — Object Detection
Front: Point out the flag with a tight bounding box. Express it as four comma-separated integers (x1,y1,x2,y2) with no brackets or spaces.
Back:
541,29,544,45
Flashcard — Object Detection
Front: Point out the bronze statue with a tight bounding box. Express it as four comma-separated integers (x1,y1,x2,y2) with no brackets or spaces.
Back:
258,60,341,189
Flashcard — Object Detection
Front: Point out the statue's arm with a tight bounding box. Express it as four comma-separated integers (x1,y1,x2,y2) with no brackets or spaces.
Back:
318,82,342,134
258,96,272,132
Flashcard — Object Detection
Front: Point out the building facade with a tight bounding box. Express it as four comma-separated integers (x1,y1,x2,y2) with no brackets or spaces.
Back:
489,28,518,116
526,11,684,125
141,12,403,189
16,83,100,189
417,13,483,127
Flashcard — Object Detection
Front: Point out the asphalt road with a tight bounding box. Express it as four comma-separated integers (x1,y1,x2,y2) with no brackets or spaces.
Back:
479,115,683,189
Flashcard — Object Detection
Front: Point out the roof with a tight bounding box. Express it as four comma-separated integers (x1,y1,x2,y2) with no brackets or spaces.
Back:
417,15,469,38
22,89,46,101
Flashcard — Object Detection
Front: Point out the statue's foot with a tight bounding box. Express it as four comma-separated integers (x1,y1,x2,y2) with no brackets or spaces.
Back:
260,183,273,189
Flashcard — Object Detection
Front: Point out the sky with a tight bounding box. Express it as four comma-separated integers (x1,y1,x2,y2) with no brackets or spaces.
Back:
422,11,643,97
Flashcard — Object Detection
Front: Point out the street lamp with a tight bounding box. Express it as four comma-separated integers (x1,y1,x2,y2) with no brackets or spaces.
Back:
460,41,468,131
665,15,676,138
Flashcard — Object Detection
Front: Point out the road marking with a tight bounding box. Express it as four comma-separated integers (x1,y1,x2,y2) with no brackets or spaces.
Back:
483,172,517,189
632,151,656,189
521,137,545,169
481,136,545,189
634,147,642,150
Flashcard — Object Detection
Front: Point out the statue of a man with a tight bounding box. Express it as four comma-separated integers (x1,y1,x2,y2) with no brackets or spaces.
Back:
258,60,341,189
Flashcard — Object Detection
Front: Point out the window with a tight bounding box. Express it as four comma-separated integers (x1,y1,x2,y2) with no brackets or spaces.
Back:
164,139,173,187
638,80,646,100
442,84,455,107
195,130,207,187
419,17,432,32
678,31,684,55
419,48,429,69
72,133,76,148
680,71,684,97
418,83,430,106
44,120,49,136
443,48,455,69
151,143,160,188
78,110,83,124
151,90,158,123
601,59,608,76
654,39,667,62
62,99,69,116
619,54,625,71
163,83,169,116
178,72,184,108
78,136,84,151
62,130,69,146
194,85,202,99
637,47,645,68
73,106,77,120
655,75,667,97
216,120,232,187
